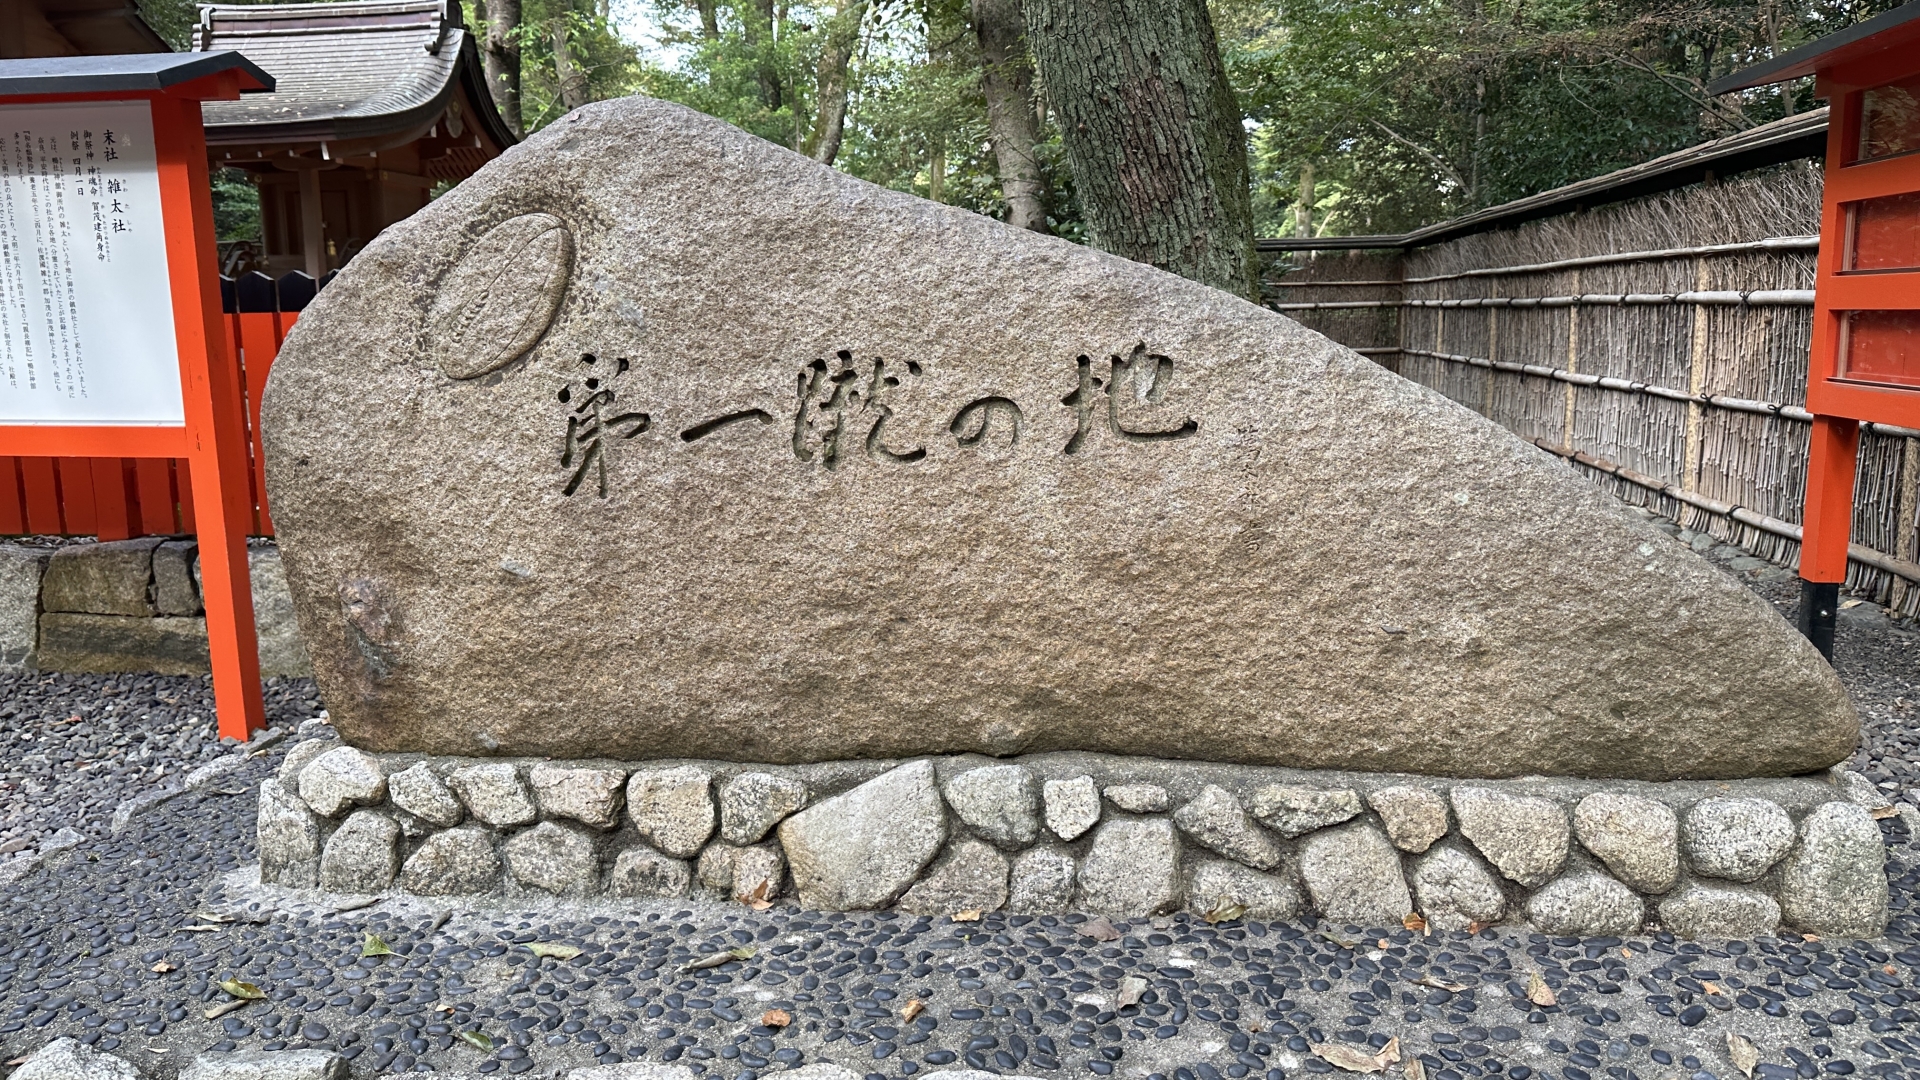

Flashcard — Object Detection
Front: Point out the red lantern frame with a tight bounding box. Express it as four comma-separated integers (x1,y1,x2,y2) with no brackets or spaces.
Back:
1713,4,1920,657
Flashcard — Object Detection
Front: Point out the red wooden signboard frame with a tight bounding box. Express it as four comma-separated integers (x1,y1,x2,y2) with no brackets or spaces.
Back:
0,70,266,739
1796,54,1920,657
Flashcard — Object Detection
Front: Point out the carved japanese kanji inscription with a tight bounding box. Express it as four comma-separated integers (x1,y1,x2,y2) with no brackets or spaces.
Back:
262,96,1855,780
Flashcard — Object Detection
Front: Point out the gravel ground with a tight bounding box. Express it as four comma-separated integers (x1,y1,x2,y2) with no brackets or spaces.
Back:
0,524,1915,1080
0,675,316,878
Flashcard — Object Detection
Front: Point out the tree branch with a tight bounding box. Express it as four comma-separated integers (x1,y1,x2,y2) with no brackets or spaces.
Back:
1369,120,1472,198
1608,50,1751,130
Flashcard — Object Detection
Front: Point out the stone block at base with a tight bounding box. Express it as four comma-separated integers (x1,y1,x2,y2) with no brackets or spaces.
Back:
0,545,47,673
37,612,211,674
256,748,1898,939
33,546,312,677
41,537,161,616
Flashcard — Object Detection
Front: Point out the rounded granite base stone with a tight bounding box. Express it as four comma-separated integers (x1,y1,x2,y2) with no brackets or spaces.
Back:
256,746,1894,939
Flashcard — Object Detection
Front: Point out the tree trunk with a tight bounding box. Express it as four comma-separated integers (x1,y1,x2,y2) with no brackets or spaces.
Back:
483,0,523,136
694,0,720,40
1292,161,1314,239
929,138,947,202
1763,3,1794,116
746,0,783,112
552,17,590,112
972,0,1047,232
805,0,868,165
1022,0,1256,299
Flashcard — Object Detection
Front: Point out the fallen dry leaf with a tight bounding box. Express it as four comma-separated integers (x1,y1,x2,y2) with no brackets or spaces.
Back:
1405,1057,1427,1080
1312,1043,1389,1074
1465,922,1486,936
192,912,235,924
203,999,251,1020
1078,918,1122,942
459,1030,495,1052
1205,901,1247,925
1887,965,1899,976
1622,949,1633,959
526,942,583,961
1116,976,1150,1009
681,946,755,972
1726,1033,1759,1079
362,934,394,958
952,910,983,923
1402,913,1428,935
1413,976,1466,993
1526,972,1557,1008
1872,806,1900,820
1803,934,1821,943
1311,1037,1401,1075
1704,982,1722,996
177,924,225,933
901,1000,925,1023
761,1009,792,1028
149,961,175,974
737,879,774,912
218,978,264,1001
1842,599,1866,610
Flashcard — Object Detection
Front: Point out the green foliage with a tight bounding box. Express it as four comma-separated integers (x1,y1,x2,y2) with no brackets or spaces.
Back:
631,0,1081,233
210,167,262,243
136,0,200,50
147,0,1910,241
495,1,645,132
1219,0,1908,236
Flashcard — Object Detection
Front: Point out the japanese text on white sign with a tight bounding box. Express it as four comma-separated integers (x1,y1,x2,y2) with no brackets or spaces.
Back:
0,100,184,425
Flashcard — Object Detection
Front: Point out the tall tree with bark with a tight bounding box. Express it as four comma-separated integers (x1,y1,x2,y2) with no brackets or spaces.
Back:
744,0,784,113
552,11,593,112
805,0,871,164
971,0,1047,231
691,0,721,40
1022,0,1256,299
484,0,524,135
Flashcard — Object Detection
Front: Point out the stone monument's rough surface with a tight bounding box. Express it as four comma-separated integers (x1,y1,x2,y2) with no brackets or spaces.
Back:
263,97,1853,780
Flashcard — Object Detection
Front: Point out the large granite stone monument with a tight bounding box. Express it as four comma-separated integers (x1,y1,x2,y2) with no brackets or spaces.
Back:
262,97,1852,783
255,98,1891,931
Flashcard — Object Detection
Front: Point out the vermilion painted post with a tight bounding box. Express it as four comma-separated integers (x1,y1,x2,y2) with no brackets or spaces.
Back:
0,56,273,741
151,90,265,740
235,309,282,534
1797,416,1859,658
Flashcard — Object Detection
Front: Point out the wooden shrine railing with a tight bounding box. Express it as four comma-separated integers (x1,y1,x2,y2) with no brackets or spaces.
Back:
0,269,330,539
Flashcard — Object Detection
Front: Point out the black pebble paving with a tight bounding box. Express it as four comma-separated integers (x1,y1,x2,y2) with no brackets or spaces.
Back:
0,674,317,864
0,547,1916,1080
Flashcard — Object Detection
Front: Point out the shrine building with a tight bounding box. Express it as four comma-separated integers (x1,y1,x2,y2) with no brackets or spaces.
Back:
190,0,517,280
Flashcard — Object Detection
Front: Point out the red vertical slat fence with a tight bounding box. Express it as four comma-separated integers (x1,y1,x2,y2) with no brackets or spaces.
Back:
0,269,322,540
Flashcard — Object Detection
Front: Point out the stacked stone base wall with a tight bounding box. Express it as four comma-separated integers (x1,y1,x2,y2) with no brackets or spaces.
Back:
0,539,310,676
258,746,1895,938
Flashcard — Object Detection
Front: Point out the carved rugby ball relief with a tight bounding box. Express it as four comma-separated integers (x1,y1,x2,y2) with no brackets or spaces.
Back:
427,213,574,380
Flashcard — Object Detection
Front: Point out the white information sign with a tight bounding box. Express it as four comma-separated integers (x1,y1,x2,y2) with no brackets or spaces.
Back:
0,100,183,426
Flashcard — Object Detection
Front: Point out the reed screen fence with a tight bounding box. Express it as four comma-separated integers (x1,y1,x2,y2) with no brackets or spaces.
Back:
1264,161,1920,616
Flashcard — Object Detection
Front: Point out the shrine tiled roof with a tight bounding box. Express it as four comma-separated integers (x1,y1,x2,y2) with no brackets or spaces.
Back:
190,0,515,150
